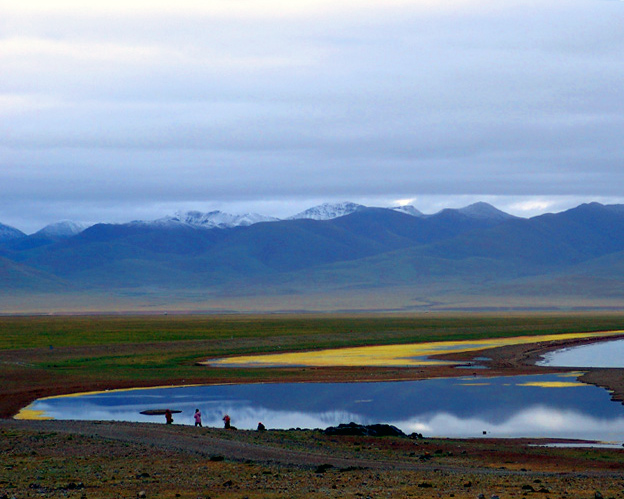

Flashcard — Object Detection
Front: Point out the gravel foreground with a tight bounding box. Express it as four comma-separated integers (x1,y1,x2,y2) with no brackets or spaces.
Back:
2,417,623,499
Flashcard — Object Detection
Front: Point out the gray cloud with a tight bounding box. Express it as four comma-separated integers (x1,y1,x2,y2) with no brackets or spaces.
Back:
1,0,624,232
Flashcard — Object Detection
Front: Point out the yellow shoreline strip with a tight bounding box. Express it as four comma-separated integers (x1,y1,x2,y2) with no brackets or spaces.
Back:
518,381,587,388
14,384,203,421
204,330,624,368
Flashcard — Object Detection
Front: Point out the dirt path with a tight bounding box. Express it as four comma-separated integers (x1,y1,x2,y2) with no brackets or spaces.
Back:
3,419,423,471
2,418,622,477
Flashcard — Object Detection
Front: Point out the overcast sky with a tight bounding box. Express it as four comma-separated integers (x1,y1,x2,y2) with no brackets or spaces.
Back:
2,0,624,233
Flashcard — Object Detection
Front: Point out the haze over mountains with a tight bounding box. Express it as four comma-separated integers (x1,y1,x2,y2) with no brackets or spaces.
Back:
2,201,624,313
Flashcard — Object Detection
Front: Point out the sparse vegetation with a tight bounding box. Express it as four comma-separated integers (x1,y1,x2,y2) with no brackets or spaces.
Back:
1,313,623,497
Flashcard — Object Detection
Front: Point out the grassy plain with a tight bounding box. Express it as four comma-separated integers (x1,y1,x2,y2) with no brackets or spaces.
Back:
3,312,624,417
2,313,624,498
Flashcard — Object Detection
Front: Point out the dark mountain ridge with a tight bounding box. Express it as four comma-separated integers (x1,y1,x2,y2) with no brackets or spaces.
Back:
2,202,624,310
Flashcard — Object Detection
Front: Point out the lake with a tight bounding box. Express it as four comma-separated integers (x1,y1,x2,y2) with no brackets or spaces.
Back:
538,339,624,368
17,373,624,443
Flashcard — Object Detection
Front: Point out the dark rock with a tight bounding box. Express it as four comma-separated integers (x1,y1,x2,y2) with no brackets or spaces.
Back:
323,422,406,437
417,482,433,488
315,464,334,473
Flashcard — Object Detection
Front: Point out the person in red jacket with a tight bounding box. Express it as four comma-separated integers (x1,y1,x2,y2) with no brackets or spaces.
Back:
194,409,202,427
223,414,231,429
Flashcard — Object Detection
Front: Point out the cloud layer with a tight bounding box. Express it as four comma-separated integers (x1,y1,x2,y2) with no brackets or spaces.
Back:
2,0,624,231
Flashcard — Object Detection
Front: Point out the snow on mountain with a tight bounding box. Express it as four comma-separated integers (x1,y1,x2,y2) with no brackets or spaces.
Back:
389,205,424,217
288,202,366,221
456,202,515,220
0,222,26,242
35,220,91,238
150,210,280,229
16,202,515,238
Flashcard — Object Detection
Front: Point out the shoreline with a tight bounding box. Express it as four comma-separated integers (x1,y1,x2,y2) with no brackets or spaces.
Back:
5,333,624,420
3,331,623,498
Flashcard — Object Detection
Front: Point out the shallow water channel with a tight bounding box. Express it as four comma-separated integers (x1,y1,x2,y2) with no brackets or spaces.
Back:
538,339,624,368
18,373,624,443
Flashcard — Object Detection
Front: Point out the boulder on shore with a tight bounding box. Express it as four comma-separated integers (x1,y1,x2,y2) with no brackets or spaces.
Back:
323,422,406,437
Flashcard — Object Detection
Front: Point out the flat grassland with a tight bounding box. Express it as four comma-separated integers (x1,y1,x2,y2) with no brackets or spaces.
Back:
2,313,624,498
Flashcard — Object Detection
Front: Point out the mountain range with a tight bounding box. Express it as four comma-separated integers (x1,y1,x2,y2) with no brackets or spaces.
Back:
2,201,624,312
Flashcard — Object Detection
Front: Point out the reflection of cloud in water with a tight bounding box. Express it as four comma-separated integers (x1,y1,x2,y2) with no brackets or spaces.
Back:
199,405,364,430
19,373,624,442
394,406,624,441
35,400,364,431
32,397,624,442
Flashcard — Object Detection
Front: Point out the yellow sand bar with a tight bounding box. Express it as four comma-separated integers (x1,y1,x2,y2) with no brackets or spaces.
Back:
518,381,586,388
13,408,53,420
204,330,624,368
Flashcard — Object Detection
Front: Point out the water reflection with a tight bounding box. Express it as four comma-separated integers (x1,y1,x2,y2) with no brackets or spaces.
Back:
18,373,624,442
538,339,624,368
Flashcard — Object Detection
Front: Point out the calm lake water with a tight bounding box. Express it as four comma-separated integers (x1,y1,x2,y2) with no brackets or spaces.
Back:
20,373,624,442
538,339,624,368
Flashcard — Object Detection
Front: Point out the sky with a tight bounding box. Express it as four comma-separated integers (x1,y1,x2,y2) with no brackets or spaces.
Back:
2,0,624,233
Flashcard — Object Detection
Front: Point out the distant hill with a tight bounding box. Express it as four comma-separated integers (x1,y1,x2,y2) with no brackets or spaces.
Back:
35,220,91,238
3,202,624,312
0,254,68,291
0,223,25,242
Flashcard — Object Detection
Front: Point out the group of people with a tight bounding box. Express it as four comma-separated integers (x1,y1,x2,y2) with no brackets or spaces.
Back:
164,408,265,431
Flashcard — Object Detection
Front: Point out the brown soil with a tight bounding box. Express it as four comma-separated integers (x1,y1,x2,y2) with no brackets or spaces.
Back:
2,418,623,499
2,336,624,498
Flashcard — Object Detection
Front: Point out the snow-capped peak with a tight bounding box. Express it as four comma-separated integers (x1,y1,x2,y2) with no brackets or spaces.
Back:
153,210,279,229
288,202,366,221
35,220,91,238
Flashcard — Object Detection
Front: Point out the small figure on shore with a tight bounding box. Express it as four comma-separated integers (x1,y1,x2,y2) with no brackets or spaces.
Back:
194,409,202,427
257,422,266,431
223,414,231,429
165,409,173,424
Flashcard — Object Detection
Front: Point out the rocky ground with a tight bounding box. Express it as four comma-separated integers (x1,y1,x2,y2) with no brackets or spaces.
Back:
2,335,624,498
2,418,623,499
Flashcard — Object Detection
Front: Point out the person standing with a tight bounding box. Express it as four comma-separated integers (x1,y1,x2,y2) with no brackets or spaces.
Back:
223,414,231,429
194,409,202,427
